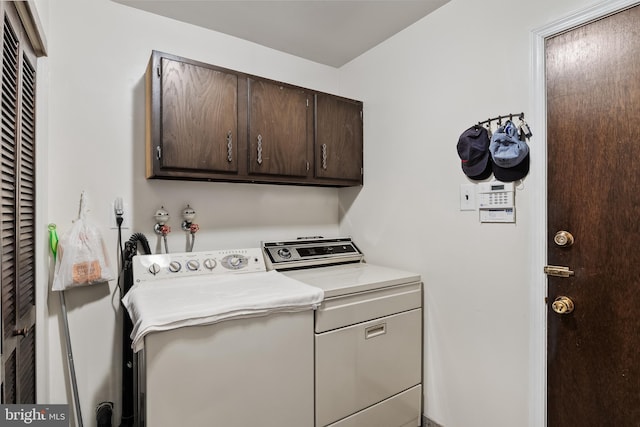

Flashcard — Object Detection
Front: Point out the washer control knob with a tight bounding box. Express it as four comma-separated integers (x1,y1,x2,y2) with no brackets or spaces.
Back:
168,261,182,273
222,254,247,270
277,248,292,259
148,263,161,276
186,259,200,271
203,258,217,270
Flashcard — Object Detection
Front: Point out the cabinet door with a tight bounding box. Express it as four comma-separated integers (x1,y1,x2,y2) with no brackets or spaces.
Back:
160,57,238,173
315,94,363,183
248,79,310,177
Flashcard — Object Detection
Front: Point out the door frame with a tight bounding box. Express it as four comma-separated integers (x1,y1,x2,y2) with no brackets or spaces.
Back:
530,1,640,426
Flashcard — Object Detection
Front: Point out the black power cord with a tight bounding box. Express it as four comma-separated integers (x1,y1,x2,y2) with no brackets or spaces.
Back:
120,233,151,427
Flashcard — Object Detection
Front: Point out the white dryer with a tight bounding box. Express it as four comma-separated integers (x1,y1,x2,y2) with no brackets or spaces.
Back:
263,238,423,427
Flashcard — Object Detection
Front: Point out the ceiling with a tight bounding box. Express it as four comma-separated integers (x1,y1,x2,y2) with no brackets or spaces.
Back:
114,1,450,67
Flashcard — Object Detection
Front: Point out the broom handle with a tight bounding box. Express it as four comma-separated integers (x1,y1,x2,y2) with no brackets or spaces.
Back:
59,291,84,427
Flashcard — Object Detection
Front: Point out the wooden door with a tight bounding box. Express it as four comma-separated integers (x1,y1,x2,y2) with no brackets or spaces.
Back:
546,6,640,426
248,79,310,177
0,5,37,404
160,56,238,173
314,94,363,183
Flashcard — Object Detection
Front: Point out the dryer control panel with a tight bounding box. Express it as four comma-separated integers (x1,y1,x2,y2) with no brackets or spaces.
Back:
263,237,363,270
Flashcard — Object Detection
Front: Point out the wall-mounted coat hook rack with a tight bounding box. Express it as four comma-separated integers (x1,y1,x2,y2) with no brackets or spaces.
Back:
477,112,525,127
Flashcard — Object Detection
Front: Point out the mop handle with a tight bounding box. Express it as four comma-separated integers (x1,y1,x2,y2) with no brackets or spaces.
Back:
49,224,84,427
59,291,84,427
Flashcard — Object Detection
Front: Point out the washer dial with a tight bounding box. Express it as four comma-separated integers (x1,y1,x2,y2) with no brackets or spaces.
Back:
203,258,217,270
186,259,200,271
222,254,248,270
168,261,182,273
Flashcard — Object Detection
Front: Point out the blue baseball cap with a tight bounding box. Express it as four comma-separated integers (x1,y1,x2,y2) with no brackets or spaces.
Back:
490,120,530,181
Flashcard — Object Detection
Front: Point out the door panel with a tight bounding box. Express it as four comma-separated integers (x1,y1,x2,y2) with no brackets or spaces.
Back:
0,5,37,404
161,57,238,173
546,6,640,426
248,79,310,177
314,94,363,182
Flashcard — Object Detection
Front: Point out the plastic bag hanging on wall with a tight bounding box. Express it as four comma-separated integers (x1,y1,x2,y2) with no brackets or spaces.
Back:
52,192,114,291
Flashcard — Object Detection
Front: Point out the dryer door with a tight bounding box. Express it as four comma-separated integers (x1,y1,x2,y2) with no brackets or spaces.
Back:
315,308,422,426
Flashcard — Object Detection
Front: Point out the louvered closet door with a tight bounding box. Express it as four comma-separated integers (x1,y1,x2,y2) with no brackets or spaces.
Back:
0,5,37,404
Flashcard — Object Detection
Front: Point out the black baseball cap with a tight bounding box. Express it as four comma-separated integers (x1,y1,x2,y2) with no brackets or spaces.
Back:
457,125,492,180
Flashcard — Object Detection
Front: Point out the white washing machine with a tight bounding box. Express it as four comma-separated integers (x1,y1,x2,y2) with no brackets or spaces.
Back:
123,248,324,427
263,238,423,427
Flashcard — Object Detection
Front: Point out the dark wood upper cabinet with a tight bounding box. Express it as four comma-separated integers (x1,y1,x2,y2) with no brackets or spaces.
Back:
314,94,363,183
161,57,238,173
147,52,240,178
146,50,363,186
248,79,311,177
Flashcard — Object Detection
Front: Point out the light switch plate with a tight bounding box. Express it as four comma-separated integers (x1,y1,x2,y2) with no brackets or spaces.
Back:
460,183,476,211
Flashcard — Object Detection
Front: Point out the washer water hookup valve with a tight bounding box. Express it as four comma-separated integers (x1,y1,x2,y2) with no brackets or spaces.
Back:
153,207,171,236
154,206,171,254
181,205,197,232
181,205,199,252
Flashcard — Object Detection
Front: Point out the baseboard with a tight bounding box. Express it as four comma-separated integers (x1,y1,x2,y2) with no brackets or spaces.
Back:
423,415,444,427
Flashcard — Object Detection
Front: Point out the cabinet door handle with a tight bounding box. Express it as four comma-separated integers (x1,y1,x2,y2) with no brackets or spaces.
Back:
365,323,386,339
226,130,233,162
321,144,328,170
257,134,263,164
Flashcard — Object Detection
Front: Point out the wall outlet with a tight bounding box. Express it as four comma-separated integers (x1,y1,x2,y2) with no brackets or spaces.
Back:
460,183,476,211
109,199,130,229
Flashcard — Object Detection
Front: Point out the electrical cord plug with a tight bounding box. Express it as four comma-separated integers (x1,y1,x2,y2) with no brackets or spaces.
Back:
114,197,124,222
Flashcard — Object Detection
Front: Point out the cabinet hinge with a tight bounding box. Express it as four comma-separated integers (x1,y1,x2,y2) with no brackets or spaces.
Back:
156,145,162,160
360,111,363,120
157,66,161,77
306,98,309,108
306,161,310,171
361,167,363,175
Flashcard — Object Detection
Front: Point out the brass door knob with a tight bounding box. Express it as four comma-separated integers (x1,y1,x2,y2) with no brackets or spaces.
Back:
554,230,574,247
552,296,574,314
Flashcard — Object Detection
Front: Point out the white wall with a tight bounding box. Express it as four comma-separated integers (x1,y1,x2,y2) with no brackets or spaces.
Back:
41,0,345,424
338,0,598,426
35,0,615,426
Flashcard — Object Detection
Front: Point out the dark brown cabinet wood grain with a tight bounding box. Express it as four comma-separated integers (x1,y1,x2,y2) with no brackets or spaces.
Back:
161,57,238,173
146,52,243,179
314,94,363,182
248,79,312,178
146,50,363,186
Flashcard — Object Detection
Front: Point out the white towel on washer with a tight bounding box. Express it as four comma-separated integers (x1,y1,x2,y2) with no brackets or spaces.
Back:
122,270,324,352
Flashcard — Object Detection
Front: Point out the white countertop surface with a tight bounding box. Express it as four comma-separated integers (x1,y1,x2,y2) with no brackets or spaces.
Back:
282,262,421,298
